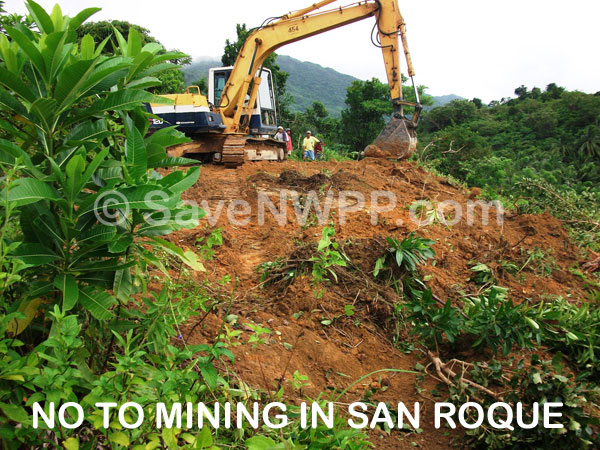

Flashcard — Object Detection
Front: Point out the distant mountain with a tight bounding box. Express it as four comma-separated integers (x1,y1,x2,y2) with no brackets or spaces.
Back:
430,94,464,108
182,55,356,116
183,58,220,85
182,56,459,116
276,55,358,116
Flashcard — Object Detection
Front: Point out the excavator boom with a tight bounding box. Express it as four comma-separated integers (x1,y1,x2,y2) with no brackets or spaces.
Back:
219,0,421,160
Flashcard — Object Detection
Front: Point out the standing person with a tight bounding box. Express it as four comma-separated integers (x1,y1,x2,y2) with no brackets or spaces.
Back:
302,130,319,161
274,126,288,144
314,138,323,160
286,128,293,156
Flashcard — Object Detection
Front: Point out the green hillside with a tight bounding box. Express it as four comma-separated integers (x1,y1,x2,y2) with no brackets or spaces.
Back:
276,55,358,116
183,55,457,116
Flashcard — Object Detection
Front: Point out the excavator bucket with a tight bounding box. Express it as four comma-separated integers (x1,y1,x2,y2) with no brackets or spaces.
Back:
363,116,417,160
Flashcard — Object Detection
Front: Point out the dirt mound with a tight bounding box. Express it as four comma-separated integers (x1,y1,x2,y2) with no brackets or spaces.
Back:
248,168,363,192
278,169,329,189
170,159,592,449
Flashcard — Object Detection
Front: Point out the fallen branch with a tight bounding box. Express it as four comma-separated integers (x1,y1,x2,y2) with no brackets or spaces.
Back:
427,351,500,400
583,250,600,273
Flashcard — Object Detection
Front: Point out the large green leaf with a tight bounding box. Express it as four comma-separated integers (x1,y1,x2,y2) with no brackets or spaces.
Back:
112,27,128,55
49,4,64,32
79,285,117,320
0,35,22,74
145,125,189,148
4,178,60,206
126,27,141,58
126,52,154,82
0,89,28,117
113,269,132,302
31,215,63,247
158,166,200,194
80,148,109,188
125,117,147,180
125,76,161,90
156,157,199,167
29,97,58,131
0,139,35,172
42,31,72,82
146,143,167,168
4,26,46,80
69,90,167,124
11,243,59,266
78,224,117,246
66,119,108,143
150,237,205,272
65,154,85,201
0,66,37,102
79,184,177,218
53,274,79,311
139,62,179,78
26,0,54,34
54,58,98,111
67,7,101,32
141,42,163,55
0,402,30,424
108,233,133,254
81,57,130,95
150,51,188,65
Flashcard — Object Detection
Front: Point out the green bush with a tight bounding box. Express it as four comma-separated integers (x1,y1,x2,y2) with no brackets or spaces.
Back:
463,288,541,356
0,2,211,446
452,355,600,449
406,288,462,350
536,297,600,379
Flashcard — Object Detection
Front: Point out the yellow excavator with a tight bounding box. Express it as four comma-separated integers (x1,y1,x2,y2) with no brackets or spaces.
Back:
146,0,422,167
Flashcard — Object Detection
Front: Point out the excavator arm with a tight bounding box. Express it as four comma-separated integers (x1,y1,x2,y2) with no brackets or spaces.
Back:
219,0,421,158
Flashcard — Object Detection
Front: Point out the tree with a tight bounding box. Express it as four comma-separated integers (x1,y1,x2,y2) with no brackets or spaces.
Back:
542,83,565,101
577,123,600,159
222,23,291,120
76,20,191,94
515,85,529,100
339,77,433,151
190,77,208,96
290,101,338,145
422,99,477,133
339,78,393,151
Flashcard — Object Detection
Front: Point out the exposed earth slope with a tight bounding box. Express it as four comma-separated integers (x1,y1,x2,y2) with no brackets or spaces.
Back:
164,159,590,448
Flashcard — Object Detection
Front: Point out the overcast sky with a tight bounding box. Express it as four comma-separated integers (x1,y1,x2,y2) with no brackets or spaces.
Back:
4,0,599,102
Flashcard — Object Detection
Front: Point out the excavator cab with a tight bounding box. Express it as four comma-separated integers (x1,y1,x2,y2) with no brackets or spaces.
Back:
208,67,278,136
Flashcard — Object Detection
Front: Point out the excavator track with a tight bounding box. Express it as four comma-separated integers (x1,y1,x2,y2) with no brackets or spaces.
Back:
245,137,287,162
165,135,286,167
221,136,246,168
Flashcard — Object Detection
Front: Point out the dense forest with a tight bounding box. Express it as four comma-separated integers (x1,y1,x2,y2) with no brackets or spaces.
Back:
416,86,600,248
